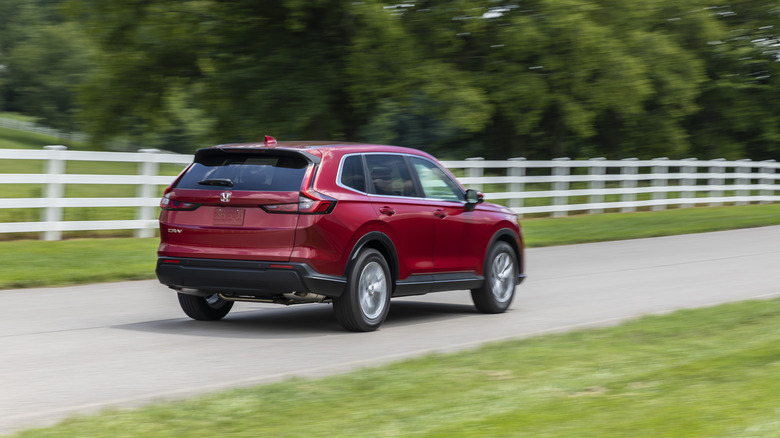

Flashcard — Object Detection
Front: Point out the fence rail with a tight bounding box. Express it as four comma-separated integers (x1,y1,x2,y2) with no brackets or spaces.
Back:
1,147,778,240
0,146,191,240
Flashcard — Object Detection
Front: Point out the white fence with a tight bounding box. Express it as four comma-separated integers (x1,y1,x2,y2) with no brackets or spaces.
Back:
0,146,191,240
442,157,780,218
1,147,778,240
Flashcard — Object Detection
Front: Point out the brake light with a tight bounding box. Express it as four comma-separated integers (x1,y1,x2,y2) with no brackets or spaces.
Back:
160,192,199,211
261,163,336,214
261,203,298,213
298,190,336,214
260,191,336,214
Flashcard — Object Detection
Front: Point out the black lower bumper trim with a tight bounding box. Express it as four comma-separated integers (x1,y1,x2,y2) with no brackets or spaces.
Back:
156,257,346,298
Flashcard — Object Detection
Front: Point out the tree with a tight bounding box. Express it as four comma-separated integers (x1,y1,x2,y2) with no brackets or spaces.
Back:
66,0,780,160
685,1,780,160
0,0,93,133
70,0,356,151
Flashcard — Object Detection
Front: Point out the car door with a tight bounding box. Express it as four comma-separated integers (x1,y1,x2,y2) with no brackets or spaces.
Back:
364,154,436,278
408,156,479,273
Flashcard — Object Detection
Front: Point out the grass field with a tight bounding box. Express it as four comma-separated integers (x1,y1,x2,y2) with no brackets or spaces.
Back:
522,203,780,247
9,298,780,438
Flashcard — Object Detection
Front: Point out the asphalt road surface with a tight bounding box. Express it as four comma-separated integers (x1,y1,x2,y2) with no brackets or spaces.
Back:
2,226,779,435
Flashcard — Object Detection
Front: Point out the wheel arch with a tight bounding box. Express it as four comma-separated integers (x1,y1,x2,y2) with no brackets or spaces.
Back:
345,231,399,284
486,227,524,275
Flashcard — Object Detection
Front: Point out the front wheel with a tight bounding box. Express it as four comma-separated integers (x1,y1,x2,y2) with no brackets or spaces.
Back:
177,292,234,321
333,248,392,332
471,241,518,314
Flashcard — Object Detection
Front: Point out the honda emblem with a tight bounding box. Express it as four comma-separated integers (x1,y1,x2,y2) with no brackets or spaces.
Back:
220,191,232,203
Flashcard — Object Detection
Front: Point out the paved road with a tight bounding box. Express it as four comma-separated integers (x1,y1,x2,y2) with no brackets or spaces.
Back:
2,226,779,434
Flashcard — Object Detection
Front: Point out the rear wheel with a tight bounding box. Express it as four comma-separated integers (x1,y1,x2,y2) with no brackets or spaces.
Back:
177,292,234,321
333,248,392,332
471,241,517,313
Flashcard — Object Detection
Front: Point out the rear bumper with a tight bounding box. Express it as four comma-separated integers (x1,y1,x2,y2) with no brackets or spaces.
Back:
156,257,346,298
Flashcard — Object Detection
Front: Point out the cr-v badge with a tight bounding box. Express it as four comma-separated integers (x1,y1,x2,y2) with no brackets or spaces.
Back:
220,192,232,202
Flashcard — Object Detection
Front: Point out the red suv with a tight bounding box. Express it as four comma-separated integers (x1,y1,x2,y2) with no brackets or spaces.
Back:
156,137,525,331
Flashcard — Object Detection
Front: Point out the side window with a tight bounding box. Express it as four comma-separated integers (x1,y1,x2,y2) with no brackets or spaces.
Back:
409,157,464,201
365,154,417,197
340,155,366,192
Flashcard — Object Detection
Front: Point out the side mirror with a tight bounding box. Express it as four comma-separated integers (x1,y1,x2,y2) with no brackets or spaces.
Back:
464,189,483,211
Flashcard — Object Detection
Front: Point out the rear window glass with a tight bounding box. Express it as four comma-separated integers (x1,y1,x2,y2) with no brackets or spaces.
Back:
175,154,308,191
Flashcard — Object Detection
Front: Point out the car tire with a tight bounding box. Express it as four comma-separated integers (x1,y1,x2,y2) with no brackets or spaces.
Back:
333,248,392,332
471,241,517,314
177,292,234,321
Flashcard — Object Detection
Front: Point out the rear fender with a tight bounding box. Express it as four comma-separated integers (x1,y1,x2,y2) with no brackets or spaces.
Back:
345,231,399,283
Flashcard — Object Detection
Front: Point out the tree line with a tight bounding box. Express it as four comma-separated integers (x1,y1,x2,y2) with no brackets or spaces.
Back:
1,0,779,160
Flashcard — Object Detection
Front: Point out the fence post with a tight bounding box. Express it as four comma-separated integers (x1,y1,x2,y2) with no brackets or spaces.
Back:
651,158,669,211
681,158,698,209
708,158,726,206
552,157,570,218
620,158,638,213
135,149,160,238
760,160,776,204
466,157,484,193
508,157,526,217
736,159,751,206
589,157,606,214
41,145,68,241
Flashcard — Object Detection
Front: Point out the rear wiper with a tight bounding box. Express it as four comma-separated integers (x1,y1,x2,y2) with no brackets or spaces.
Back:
198,178,234,187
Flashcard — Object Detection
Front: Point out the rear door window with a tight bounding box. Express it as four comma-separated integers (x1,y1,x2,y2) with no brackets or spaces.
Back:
175,154,308,191
365,154,417,197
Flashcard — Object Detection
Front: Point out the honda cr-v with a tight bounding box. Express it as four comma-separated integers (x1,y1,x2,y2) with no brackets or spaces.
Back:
156,137,525,331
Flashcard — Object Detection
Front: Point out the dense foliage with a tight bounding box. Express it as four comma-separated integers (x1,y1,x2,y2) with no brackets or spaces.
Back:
1,0,779,159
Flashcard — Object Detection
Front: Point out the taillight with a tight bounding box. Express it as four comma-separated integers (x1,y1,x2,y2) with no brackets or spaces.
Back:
298,190,336,214
261,203,298,213
261,191,336,214
160,192,199,211
261,163,336,214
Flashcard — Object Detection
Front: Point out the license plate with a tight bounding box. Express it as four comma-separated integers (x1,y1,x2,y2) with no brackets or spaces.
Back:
213,208,245,226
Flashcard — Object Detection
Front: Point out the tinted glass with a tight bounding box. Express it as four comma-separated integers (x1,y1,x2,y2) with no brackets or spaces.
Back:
340,155,366,192
365,154,416,197
176,154,308,191
410,157,464,201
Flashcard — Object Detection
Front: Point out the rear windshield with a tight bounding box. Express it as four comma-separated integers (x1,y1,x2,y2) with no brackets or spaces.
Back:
175,154,308,191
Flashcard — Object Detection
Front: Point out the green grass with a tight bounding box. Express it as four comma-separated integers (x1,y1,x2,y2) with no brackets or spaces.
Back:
1,203,779,290
0,112,39,122
10,298,780,437
523,203,780,247
0,125,85,150
0,238,159,289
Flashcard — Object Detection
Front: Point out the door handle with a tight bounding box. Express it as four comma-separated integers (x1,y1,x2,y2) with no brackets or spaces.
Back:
379,206,395,216
433,209,447,218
